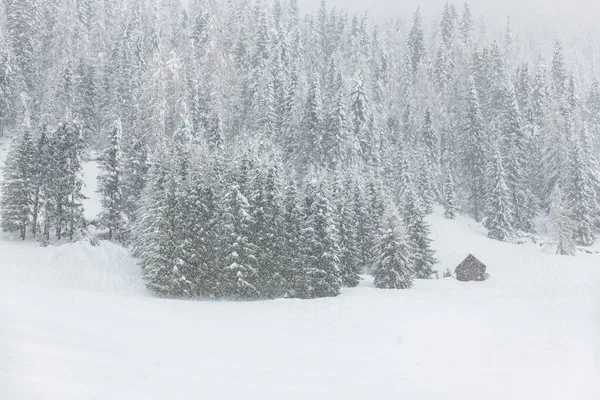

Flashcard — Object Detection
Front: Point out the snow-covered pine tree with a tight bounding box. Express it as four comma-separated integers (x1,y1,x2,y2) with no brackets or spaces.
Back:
484,142,514,241
353,183,372,273
349,70,371,164
98,118,125,241
372,206,414,289
551,41,568,99
179,166,221,298
462,76,487,222
121,126,149,227
300,74,324,167
421,108,440,172
407,7,425,83
547,184,576,256
323,69,348,169
459,2,473,43
261,164,287,297
220,183,260,299
0,37,14,136
250,163,286,298
402,185,437,279
566,136,598,246
5,0,40,95
63,121,86,240
30,122,51,238
587,79,600,151
443,163,458,219
282,178,304,296
132,154,192,297
297,183,342,298
0,123,36,239
335,182,361,287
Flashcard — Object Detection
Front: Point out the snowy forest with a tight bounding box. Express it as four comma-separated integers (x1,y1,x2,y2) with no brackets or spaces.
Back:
0,0,599,300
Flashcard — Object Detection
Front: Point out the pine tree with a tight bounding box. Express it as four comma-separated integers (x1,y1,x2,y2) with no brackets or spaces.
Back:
586,79,600,151
179,168,221,298
566,137,598,246
1,125,36,239
121,126,149,227
443,164,458,219
132,155,192,297
282,178,304,296
323,70,348,169
297,184,342,298
335,191,361,288
402,186,437,279
462,76,487,221
407,7,425,82
459,2,473,43
551,41,567,98
353,184,371,273
6,0,39,94
372,207,414,289
98,119,125,241
349,71,371,163
0,37,15,136
300,74,324,166
220,184,260,299
484,144,513,241
547,184,576,256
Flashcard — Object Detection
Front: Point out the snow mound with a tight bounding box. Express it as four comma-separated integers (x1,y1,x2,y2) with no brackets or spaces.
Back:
0,239,146,295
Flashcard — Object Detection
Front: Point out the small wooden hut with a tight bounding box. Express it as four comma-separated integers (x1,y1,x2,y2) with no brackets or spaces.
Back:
455,254,487,282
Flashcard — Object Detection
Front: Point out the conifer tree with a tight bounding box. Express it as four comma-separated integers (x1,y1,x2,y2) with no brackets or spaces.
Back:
300,74,324,166
547,184,576,256
179,168,221,298
349,71,371,163
402,186,437,279
282,178,304,296
220,184,260,299
98,119,125,241
132,156,192,297
484,144,513,241
407,7,425,82
297,184,342,298
566,137,598,246
443,165,458,219
121,128,149,226
323,70,348,169
335,191,361,287
1,126,35,239
372,207,414,289
462,76,487,221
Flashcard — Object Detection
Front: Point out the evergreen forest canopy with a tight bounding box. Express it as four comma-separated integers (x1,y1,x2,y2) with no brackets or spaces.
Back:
1,0,599,299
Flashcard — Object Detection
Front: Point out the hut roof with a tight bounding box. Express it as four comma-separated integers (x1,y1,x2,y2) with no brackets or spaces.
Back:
456,254,486,271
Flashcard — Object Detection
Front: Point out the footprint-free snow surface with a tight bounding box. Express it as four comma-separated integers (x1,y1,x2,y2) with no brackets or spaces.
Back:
0,141,599,399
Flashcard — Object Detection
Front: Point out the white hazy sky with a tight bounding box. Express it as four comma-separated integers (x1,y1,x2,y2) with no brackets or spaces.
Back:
298,0,600,31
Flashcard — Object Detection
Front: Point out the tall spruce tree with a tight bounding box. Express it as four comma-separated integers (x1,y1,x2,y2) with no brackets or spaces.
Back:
566,137,598,246
372,207,414,289
220,184,260,299
1,125,35,239
484,143,514,241
547,184,576,256
402,186,437,279
98,119,125,241
297,183,342,298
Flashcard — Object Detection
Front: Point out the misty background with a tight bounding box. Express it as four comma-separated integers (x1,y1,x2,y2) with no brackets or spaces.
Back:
299,0,600,35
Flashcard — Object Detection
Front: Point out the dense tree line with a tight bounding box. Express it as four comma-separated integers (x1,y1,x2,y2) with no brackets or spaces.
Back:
1,0,599,298
1,117,84,241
